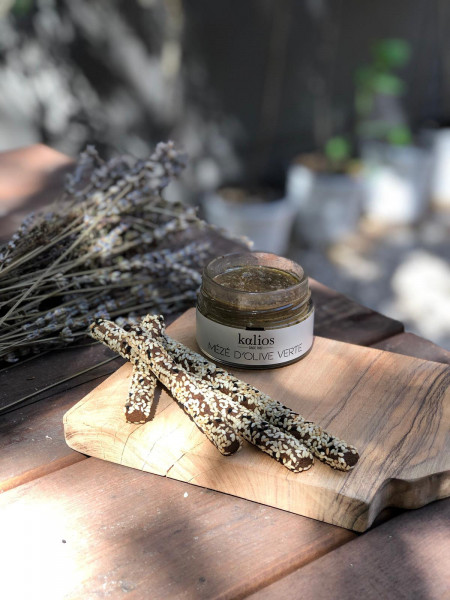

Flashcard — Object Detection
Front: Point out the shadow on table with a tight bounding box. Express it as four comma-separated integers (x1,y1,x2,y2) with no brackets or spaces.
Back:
0,145,73,242
250,498,450,600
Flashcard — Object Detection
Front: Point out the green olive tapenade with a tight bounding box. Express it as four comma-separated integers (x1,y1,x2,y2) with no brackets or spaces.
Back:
196,252,314,368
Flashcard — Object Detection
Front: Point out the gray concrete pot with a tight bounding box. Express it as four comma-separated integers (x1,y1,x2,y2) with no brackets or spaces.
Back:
287,167,362,247
202,190,295,256
361,143,432,224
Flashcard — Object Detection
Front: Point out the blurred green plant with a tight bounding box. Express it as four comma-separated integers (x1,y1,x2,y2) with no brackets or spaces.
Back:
354,38,412,145
318,39,412,172
12,0,34,17
321,135,362,175
0,0,33,18
324,136,352,170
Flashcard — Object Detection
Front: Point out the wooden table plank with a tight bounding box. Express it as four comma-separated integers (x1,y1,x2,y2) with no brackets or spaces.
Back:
0,457,356,600
248,498,450,600
310,279,404,345
372,332,450,366
0,377,109,491
0,344,123,413
0,144,73,240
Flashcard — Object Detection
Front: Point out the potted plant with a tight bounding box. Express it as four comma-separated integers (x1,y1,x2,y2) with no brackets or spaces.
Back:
286,135,363,248
355,39,432,225
202,184,296,256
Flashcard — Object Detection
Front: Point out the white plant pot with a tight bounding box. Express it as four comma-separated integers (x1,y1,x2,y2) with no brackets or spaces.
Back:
361,143,432,225
285,164,314,210
430,129,450,213
202,192,295,256
287,171,362,247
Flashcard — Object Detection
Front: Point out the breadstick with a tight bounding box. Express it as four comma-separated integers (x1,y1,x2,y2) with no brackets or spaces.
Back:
126,328,314,472
90,319,242,456
101,318,313,470
139,315,359,471
125,369,157,423
85,320,156,423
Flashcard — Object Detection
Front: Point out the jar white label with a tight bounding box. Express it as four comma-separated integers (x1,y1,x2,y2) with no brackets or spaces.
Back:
196,309,314,367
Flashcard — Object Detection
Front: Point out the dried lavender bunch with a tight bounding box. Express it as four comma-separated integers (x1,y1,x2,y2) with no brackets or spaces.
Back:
0,141,248,363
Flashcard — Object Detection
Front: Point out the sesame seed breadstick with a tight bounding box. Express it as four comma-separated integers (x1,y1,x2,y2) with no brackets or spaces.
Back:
126,324,313,472
122,322,158,424
140,315,359,472
84,319,156,423
90,319,242,456
125,369,157,423
92,317,313,471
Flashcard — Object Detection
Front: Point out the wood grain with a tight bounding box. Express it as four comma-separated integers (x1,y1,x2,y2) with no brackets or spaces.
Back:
64,309,450,532
248,498,450,600
310,279,404,345
372,332,450,366
0,453,86,493
0,457,355,600
0,376,112,490
0,144,73,240
0,343,123,413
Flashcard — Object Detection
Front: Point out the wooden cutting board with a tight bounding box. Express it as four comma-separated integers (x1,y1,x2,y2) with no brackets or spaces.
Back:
63,309,450,532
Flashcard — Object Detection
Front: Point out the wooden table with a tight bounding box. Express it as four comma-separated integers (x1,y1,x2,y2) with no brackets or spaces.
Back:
0,146,449,600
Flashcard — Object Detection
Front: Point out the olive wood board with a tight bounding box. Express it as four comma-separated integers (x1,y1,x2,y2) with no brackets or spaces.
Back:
63,309,450,532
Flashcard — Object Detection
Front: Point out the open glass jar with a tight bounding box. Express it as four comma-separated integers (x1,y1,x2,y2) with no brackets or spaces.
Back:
196,252,314,368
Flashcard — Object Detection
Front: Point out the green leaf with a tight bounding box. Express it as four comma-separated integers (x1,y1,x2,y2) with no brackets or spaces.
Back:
373,39,411,69
324,137,351,163
354,66,375,87
372,73,405,95
387,125,413,146
12,0,34,17
355,91,374,117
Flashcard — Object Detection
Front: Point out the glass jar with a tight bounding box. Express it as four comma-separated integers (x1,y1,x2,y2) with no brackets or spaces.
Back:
196,252,314,368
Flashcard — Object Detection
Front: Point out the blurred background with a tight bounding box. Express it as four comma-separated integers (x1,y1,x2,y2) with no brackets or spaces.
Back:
0,0,449,348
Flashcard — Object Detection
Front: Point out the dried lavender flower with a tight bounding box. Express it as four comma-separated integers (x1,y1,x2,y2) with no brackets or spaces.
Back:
0,142,249,363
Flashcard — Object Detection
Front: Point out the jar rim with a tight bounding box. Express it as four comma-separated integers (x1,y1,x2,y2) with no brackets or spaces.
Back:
202,252,310,309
